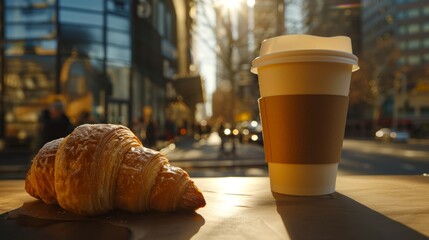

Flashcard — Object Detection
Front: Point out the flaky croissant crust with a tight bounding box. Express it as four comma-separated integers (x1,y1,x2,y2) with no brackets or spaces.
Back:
25,124,205,215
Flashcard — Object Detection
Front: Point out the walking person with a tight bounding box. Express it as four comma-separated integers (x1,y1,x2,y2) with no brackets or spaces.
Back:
41,100,74,145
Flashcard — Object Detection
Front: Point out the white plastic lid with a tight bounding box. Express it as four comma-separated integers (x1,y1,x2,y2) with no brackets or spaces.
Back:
251,35,359,74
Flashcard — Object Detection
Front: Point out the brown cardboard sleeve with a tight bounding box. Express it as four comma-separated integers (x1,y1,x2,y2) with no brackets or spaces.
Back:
258,95,348,164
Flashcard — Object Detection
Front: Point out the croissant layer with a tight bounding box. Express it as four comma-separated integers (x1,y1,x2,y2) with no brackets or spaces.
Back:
25,124,205,215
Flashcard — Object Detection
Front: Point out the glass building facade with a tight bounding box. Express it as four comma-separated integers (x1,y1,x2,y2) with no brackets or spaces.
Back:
0,0,201,151
361,0,429,134
1,0,133,150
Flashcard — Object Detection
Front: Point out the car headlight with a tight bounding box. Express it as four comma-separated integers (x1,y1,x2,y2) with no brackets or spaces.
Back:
232,129,239,136
224,128,231,136
251,134,258,141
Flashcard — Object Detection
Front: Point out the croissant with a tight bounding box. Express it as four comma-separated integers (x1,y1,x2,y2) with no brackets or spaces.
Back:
25,124,206,215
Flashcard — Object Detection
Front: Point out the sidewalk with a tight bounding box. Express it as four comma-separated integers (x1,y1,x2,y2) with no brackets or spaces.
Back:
162,132,268,177
0,132,268,179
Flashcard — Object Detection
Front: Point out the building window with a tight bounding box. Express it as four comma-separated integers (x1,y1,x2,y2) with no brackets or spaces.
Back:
3,0,58,148
156,0,174,42
408,55,421,65
107,30,131,47
59,55,102,120
60,0,103,12
4,55,56,141
6,7,55,23
408,24,420,34
398,26,406,35
5,24,56,40
5,4,56,41
423,6,429,16
2,0,136,148
397,11,405,20
60,9,103,26
424,39,429,49
107,46,131,62
5,39,57,56
60,25,104,43
107,14,130,31
399,41,406,50
423,22,429,32
61,42,105,59
107,0,130,14
5,0,55,7
107,63,130,99
407,8,419,18
157,1,166,37
408,39,420,49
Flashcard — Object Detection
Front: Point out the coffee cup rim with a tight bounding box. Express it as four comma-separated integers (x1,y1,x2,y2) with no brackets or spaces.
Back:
251,49,359,74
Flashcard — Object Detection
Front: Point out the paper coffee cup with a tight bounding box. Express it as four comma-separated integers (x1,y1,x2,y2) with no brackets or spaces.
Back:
251,35,359,196
257,62,353,97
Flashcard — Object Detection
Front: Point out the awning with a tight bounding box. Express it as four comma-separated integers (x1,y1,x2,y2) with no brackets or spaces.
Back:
174,75,205,107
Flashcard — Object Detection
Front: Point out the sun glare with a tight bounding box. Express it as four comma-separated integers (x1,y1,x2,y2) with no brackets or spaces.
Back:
216,0,241,10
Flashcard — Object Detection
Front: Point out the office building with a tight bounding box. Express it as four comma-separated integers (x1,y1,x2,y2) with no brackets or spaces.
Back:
211,0,285,124
0,0,203,151
362,0,429,135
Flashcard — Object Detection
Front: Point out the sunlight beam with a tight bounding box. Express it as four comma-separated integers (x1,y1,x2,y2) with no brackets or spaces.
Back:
216,0,241,10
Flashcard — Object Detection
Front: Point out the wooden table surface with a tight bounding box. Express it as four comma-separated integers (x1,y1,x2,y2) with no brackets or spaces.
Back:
1,175,429,240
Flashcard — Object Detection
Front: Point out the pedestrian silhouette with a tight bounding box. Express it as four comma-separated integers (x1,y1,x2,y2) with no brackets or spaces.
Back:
76,111,95,126
40,100,74,146
218,121,226,153
145,119,157,148
37,108,51,149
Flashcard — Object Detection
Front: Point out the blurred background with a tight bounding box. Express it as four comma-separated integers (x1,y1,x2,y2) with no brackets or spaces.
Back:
0,0,428,178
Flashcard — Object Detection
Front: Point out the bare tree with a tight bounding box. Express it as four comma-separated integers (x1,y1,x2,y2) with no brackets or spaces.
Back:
193,0,300,123
356,36,401,130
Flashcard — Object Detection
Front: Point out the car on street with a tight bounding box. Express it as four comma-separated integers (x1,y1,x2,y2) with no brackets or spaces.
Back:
236,121,263,144
375,128,410,142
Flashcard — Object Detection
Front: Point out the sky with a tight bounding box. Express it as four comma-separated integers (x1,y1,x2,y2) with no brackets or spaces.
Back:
194,1,217,118
193,0,303,119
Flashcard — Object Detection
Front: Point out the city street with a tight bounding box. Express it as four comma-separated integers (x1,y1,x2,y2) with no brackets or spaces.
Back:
1,133,428,179
162,133,268,177
163,133,429,178
340,139,429,175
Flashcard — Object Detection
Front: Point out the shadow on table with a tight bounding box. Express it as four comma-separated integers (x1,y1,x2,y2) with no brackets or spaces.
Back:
0,201,205,240
273,192,429,240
